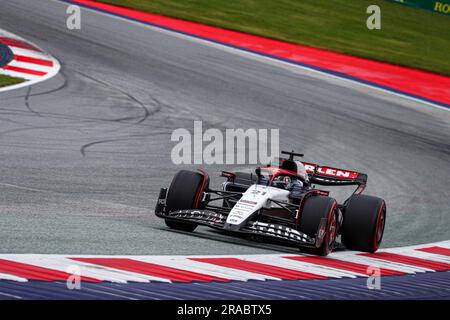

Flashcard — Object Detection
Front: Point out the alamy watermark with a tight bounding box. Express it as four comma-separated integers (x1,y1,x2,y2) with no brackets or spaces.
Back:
367,5,381,30
171,121,279,165
66,5,81,30
366,266,381,290
66,265,81,290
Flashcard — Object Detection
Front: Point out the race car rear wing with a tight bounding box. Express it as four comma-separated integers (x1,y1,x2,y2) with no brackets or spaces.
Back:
302,162,367,194
221,158,367,195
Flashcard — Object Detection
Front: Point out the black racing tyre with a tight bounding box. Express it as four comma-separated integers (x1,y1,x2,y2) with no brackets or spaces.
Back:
341,194,386,252
164,170,208,232
299,196,338,256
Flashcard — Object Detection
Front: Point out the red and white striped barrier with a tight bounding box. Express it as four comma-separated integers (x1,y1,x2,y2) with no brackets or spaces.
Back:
0,29,60,90
0,241,449,283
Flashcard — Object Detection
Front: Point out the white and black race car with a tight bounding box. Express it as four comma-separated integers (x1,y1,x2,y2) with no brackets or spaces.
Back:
155,151,386,256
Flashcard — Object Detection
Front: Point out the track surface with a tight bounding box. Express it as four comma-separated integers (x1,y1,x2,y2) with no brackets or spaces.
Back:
0,0,449,255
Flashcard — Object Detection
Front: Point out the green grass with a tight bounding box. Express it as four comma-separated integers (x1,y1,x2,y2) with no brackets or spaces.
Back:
0,74,24,88
97,0,450,76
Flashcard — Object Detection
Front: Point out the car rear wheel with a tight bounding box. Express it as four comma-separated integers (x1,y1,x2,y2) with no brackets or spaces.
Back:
164,170,208,232
299,196,338,256
341,194,386,252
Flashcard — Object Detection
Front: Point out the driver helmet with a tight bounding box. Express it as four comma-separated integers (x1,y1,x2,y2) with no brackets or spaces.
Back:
282,176,292,189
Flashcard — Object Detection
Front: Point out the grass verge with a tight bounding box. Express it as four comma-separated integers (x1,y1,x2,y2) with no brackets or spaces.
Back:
97,0,450,76
0,74,25,88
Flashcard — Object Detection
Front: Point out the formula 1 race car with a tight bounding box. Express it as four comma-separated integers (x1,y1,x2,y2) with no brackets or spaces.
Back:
155,151,386,256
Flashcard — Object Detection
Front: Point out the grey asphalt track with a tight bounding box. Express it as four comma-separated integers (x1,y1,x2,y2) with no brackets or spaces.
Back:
0,0,449,255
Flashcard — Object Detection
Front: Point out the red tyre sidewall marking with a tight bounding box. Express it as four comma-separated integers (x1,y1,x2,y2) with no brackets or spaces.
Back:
323,201,337,255
193,169,207,209
372,201,386,251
